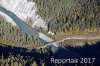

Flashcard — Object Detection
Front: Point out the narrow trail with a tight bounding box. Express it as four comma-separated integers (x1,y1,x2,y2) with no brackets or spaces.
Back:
36,36,100,49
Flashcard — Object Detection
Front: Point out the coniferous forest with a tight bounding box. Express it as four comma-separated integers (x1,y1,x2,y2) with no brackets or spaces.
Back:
34,0,100,33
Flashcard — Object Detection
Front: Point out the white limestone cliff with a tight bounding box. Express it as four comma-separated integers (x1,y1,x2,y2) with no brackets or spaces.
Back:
0,0,47,30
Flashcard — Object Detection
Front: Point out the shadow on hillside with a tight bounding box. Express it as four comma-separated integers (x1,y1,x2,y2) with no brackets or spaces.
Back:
64,42,100,63
0,42,100,66
53,42,100,66
0,44,54,66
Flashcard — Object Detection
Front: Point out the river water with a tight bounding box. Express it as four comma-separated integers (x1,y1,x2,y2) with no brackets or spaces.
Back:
0,7,39,39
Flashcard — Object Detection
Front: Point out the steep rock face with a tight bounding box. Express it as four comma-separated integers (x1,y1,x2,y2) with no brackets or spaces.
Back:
0,0,47,30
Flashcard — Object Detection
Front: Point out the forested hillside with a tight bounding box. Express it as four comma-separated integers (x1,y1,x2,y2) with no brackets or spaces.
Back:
0,0,100,66
0,0,100,48
32,0,100,34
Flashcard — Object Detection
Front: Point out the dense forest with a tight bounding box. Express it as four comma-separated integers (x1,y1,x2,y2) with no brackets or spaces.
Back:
0,15,43,48
32,0,100,34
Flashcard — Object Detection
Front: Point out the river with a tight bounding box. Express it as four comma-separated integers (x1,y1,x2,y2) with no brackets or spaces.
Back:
0,7,39,39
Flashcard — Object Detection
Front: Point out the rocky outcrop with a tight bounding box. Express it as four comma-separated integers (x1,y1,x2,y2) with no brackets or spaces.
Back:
0,0,47,30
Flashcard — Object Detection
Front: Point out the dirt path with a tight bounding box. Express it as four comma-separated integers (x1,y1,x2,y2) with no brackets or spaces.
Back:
35,35,100,49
